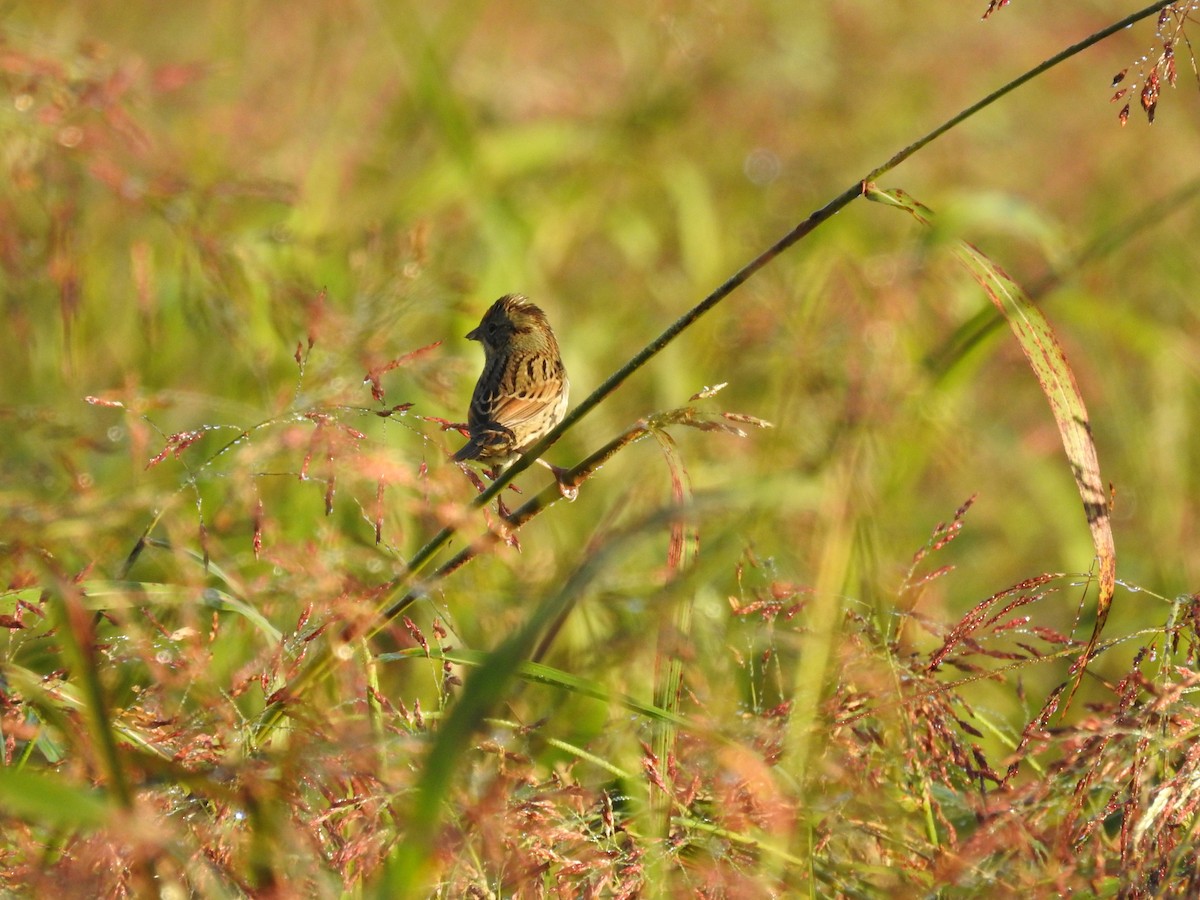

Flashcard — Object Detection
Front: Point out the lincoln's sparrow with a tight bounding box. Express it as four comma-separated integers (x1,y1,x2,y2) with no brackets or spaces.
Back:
454,294,569,471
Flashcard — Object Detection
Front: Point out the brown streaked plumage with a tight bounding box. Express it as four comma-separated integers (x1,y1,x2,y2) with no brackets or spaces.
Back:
454,294,569,468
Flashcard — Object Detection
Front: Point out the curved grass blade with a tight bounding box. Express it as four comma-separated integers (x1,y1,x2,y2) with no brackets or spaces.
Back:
866,184,1115,705
954,242,1113,688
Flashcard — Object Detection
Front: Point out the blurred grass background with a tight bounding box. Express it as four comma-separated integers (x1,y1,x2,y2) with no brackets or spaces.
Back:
3,0,1200,893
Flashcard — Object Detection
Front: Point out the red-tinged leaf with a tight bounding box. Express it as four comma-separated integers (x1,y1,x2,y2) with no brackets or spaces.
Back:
0,614,24,629
306,288,326,349
374,478,386,545
770,581,807,600
84,395,125,408
762,701,792,719
647,427,698,577
152,62,209,93
1141,71,1159,119
945,659,985,675
144,444,170,468
252,498,263,559
302,622,329,643
983,592,1041,630
641,752,668,792
1028,625,1073,645
690,382,728,401
404,616,429,653
954,242,1114,697
459,464,487,494
981,0,1009,20
991,615,1032,634
374,403,413,418
904,564,956,592
722,411,774,429
146,430,204,468
1112,69,1128,86
286,646,309,680
1119,103,1131,126
907,496,975,585
1111,88,1128,102
861,183,932,225
495,507,522,550
689,418,745,436
424,416,469,435
364,341,444,402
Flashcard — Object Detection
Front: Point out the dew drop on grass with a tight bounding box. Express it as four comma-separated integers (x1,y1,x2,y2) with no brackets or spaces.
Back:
743,147,780,185
107,633,130,653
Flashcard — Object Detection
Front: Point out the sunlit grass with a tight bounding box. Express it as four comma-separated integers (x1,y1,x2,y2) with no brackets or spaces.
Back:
3,1,1200,895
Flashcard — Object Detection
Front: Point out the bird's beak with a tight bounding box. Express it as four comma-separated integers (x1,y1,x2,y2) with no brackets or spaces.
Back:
465,326,480,341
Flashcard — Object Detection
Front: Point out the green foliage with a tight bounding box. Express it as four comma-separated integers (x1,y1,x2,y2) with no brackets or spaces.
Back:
2,1,1200,896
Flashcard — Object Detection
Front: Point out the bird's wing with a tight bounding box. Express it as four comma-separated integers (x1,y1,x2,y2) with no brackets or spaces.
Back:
490,374,567,429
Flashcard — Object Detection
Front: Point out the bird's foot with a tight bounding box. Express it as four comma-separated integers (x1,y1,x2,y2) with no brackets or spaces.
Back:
536,460,579,501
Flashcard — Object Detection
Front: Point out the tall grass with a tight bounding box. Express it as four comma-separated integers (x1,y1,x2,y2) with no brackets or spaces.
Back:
3,1,1200,895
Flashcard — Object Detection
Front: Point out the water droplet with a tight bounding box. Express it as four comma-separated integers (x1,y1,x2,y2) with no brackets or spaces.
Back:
743,147,781,186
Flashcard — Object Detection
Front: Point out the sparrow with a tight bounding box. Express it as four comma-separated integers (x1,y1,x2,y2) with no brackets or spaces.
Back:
454,294,569,474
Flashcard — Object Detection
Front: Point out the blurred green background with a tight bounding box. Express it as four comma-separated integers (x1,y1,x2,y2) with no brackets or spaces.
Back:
2,0,1199,888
